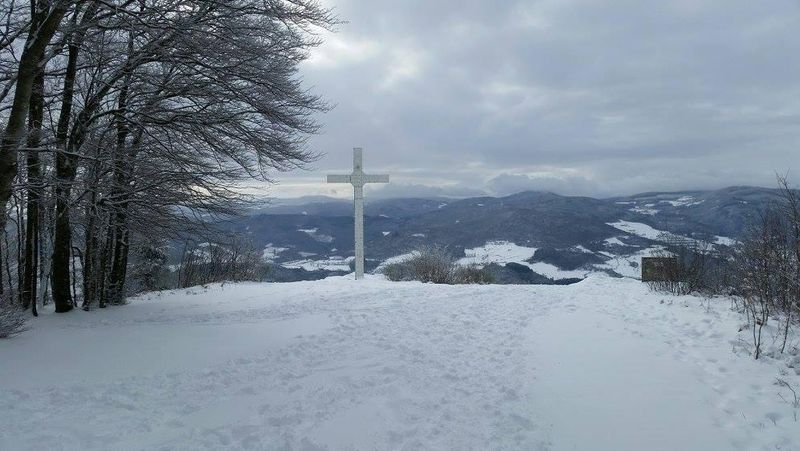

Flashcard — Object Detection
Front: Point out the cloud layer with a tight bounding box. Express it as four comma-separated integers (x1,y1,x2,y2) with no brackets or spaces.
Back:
267,0,800,199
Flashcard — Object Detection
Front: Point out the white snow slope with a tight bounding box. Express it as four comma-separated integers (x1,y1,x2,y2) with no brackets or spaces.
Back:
2,276,799,451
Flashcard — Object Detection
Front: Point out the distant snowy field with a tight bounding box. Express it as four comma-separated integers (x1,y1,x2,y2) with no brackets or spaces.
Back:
2,276,799,450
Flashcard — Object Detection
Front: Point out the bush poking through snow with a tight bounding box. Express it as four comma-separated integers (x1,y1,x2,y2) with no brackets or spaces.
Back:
382,246,493,284
381,260,414,282
731,207,793,359
0,296,27,339
719,177,799,359
131,243,170,295
451,265,495,284
382,245,453,283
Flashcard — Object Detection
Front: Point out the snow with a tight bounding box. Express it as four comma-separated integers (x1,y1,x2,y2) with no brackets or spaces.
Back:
608,221,735,252
282,256,353,271
454,240,653,279
385,238,684,279
662,196,705,207
630,205,659,215
458,241,537,266
596,246,665,279
524,262,591,279
715,235,737,246
298,228,334,243
375,251,420,271
607,220,700,246
604,236,630,247
607,221,671,241
262,243,288,262
456,241,592,279
1,276,798,450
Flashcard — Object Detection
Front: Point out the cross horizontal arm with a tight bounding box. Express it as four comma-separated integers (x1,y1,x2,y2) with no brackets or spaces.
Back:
363,174,390,183
327,174,351,183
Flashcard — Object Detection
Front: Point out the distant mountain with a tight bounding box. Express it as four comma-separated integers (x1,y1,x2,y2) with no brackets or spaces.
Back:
249,196,454,218
219,186,782,282
610,186,780,238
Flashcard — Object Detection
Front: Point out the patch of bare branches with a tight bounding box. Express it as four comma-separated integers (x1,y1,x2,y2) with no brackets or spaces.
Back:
0,0,338,314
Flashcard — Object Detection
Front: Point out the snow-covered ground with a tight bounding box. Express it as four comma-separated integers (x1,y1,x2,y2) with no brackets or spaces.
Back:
607,220,736,251
595,245,665,279
261,243,288,262
457,242,591,279
2,276,799,450
607,220,686,242
459,241,537,266
282,256,353,272
298,228,335,243
456,241,634,279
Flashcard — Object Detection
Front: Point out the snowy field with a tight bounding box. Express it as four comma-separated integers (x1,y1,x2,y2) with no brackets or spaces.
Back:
2,276,800,450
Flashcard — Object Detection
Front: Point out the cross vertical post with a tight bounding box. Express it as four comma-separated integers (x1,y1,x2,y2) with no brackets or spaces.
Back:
353,149,365,279
326,148,389,280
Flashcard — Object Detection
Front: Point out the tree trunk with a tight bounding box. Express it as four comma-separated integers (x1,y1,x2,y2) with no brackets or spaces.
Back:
3,229,13,302
105,36,135,305
51,170,76,311
50,3,99,313
82,191,97,308
21,3,48,314
0,231,4,296
107,222,130,304
0,3,70,234
15,195,25,305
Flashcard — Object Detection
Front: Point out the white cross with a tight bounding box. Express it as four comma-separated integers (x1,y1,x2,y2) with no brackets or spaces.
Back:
327,148,389,279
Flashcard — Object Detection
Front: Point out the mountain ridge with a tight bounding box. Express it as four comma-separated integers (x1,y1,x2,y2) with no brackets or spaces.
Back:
218,185,787,282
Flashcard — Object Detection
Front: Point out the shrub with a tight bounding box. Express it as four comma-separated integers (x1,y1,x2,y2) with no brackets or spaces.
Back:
452,265,494,284
0,296,27,339
406,246,455,283
731,207,797,359
382,246,453,283
131,243,170,293
381,246,492,284
382,260,415,282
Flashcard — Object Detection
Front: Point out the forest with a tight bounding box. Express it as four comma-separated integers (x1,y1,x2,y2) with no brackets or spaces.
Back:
0,0,336,317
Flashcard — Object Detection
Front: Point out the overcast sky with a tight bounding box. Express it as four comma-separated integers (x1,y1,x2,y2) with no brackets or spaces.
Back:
258,0,800,199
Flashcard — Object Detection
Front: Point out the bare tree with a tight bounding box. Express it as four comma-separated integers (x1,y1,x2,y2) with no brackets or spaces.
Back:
776,175,800,353
0,0,73,233
1,0,337,313
734,208,788,359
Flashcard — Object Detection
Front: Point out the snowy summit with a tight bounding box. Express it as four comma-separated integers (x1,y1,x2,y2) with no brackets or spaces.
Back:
2,276,798,450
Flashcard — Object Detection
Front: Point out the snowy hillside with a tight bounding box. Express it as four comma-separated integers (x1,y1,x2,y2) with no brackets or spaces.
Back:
225,187,778,282
2,276,799,450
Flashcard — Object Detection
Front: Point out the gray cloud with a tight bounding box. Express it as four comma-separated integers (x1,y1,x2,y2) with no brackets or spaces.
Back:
370,182,486,200
269,0,800,198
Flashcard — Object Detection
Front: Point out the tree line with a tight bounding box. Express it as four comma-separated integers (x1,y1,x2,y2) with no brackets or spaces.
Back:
0,0,336,315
